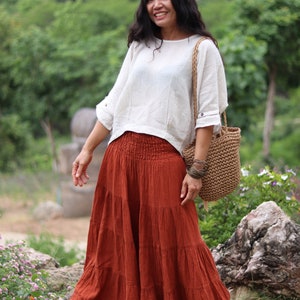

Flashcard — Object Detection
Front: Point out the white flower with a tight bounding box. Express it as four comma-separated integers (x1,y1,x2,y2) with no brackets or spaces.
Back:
241,168,249,176
287,169,296,176
258,169,268,176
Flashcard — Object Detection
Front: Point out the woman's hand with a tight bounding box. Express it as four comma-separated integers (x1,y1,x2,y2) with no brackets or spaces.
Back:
72,149,93,187
180,173,203,206
71,121,110,187
180,126,213,205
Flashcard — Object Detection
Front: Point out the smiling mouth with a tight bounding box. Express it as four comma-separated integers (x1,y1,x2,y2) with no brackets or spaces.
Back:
154,12,168,18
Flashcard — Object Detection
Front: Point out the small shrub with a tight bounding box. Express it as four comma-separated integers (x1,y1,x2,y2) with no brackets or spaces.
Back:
27,232,84,267
0,238,59,299
198,166,300,248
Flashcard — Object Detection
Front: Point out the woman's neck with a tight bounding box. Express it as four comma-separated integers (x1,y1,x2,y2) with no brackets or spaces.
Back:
160,28,190,41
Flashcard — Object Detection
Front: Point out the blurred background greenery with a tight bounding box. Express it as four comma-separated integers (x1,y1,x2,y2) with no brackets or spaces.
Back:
0,2,299,298
0,0,299,175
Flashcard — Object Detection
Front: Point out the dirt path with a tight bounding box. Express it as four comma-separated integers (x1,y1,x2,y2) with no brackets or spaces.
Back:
0,197,90,248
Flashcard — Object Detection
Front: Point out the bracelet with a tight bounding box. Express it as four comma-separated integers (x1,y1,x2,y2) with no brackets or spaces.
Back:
192,159,208,170
187,166,206,179
186,159,208,179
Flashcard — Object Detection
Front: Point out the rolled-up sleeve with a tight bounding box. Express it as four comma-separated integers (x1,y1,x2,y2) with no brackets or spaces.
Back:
195,40,228,133
96,43,136,130
96,97,113,130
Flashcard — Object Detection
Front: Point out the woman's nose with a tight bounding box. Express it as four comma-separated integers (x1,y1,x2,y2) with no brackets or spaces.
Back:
153,0,163,8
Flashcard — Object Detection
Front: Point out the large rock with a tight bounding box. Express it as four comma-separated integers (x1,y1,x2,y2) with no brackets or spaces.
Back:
71,108,97,146
45,262,83,293
212,201,300,298
25,247,59,269
33,201,63,221
24,248,83,299
61,182,95,218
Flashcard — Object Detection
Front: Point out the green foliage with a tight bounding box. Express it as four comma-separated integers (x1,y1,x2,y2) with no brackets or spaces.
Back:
270,89,300,167
0,0,18,11
0,240,60,299
9,26,58,135
232,87,300,168
0,0,299,170
220,34,267,131
0,8,14,110
43,27,128,118
231,0,300,87
15,0,137,29
0,114,32,172
198,166,300,248
200,0,234,38
22,140,53,172
2,0,131,137
27,232,84,267
0,114,58,173
224,0,300,165
271,130,300,167
15,0,59,28
49,0,120,41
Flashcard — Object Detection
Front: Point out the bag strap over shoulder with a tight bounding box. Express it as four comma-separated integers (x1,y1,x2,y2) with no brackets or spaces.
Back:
192,37,228,128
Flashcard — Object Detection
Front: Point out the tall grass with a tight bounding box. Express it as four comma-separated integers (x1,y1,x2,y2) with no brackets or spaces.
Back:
0,171,60,204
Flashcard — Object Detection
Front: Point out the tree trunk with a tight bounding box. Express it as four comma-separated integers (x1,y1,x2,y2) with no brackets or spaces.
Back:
263,67,277,162
41,119,59,172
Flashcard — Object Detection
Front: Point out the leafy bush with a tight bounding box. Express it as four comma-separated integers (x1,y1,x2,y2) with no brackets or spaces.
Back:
0,114,56,173
27,232,84,267
22,137,54,172
198,166,300,248
0,114,32,172
0,239,59,299
0,232,82,299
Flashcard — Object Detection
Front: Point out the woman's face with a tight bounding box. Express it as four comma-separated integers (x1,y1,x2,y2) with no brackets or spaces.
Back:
146,0,178,31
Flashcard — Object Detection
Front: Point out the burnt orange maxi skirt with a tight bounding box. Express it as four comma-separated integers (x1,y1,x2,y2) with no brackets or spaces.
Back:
71,132,230,300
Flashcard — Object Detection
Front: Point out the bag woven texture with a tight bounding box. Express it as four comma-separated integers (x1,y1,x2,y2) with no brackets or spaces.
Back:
182,38,241,202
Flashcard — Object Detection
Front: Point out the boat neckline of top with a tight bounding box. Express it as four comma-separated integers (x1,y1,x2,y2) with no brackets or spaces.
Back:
154,34,200,42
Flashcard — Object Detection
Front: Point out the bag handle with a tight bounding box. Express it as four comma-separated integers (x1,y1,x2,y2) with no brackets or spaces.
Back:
192,38,227,128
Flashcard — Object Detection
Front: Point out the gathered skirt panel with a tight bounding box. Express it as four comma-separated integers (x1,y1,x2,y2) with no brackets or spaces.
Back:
71,132,230,300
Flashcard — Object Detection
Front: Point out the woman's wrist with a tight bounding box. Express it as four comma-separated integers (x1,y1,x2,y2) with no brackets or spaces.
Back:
81,145,95,155
187,159,208,179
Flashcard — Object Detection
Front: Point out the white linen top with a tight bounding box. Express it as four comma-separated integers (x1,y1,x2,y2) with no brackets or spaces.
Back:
96,35,228,154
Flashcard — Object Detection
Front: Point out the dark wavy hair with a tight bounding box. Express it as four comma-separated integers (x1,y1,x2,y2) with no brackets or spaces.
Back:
128,0,217,47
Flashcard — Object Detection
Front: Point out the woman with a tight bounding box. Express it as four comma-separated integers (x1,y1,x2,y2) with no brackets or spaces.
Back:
71,0,230,299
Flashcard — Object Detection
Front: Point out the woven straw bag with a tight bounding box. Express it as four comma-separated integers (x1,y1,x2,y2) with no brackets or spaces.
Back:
182,38,241,202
